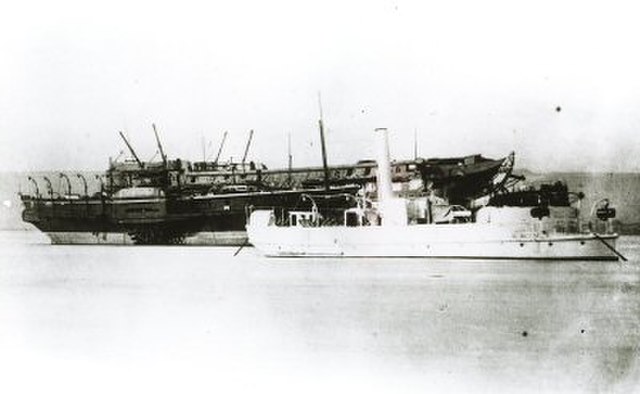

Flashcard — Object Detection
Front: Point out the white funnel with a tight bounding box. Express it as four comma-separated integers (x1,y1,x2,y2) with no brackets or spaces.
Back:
374,128,407,226
374,127,393,203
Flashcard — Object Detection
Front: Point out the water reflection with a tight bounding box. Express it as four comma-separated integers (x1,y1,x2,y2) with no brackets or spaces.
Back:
0,232,638,392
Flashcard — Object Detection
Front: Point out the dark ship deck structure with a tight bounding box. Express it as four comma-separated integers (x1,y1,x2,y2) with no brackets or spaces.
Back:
20,127,515,245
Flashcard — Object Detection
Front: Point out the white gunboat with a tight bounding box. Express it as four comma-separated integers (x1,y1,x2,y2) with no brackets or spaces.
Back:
246,128,620,260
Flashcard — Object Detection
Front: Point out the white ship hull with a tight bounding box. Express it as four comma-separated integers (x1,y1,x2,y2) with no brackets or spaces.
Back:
246,223,620,260
247,128,621,261
44,231,247,246
46,231,134,245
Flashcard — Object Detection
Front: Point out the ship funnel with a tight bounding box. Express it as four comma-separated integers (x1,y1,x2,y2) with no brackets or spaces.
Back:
374,128,393,202
374,128,407,226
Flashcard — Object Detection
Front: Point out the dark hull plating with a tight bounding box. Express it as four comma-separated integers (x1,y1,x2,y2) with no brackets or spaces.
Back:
21,154,512,245
22,187,358,245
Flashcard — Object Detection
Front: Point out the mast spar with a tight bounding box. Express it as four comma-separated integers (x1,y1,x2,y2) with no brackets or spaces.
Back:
201,135,206,162
288,132,292,184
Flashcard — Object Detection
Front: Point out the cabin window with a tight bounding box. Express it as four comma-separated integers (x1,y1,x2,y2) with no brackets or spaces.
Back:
291,215,297,226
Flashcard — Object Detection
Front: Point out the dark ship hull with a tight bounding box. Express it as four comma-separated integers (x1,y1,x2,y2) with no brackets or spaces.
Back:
21,153,512,245
22,187,359,245
21,198,124,244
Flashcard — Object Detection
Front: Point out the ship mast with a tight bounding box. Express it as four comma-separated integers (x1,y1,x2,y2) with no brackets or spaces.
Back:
318,93,330,191
201,135,206,162
118,131,144,168
287,132,293,185
152,124,168,167
241,129,254,167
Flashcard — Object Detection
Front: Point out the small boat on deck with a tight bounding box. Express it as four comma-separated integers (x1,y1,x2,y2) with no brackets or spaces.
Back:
246,128,621,260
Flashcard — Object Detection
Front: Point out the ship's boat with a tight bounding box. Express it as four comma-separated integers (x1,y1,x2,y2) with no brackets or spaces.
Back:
246,128,621,260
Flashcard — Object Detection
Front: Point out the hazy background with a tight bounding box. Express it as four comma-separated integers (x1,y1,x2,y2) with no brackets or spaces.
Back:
1,0,640,173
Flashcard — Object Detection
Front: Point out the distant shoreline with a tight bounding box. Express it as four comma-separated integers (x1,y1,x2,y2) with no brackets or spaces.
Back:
4,171,640,235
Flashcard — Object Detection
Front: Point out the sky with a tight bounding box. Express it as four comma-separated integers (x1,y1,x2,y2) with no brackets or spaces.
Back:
1,0,639,173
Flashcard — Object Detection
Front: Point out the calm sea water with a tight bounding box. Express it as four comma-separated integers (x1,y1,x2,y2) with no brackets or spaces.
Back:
1,231,639,393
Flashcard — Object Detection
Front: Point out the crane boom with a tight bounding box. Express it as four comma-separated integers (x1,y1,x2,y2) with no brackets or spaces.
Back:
152,124,167,166
118,131,144,168
214,131,228,164
241,129,254,166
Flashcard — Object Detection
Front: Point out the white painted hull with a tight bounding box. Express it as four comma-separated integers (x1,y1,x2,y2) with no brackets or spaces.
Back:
46,232,134,245
246,223,620,260
45,231,247,246
183,231,247,246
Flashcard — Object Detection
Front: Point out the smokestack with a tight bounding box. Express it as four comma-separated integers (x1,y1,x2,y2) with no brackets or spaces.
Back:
374,127,393,203
374,127,408,226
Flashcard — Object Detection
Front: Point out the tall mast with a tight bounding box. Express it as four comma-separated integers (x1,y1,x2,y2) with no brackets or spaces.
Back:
214,131,228,164
287,132,293,184
201,135,206,162
118,131,144,168
318,93,330,191
241,129,254,166
152,124,167,166
413,128,418,160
